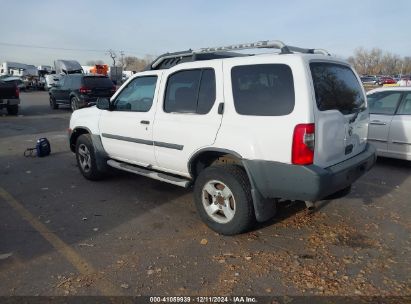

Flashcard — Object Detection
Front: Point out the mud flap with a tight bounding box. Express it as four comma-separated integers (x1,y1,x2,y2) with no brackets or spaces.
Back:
90,134,109,172
251,188,277,222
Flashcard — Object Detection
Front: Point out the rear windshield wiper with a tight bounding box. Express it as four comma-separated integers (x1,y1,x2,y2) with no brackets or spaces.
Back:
348,106,364,124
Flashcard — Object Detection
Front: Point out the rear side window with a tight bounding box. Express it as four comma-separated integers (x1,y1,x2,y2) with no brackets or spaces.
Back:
70,76,82,88
231,64,295,116
310,62,365,114
83,77,113,88
164,69,216,114
367,91,402,115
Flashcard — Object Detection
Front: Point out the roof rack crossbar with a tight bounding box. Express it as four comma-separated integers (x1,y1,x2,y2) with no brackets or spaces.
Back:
149,40,330,70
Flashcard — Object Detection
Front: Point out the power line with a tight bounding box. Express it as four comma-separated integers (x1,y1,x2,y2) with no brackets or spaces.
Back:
0,42,143,56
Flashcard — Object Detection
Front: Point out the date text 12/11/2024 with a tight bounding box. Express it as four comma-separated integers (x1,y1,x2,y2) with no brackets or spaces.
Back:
149,296,258,303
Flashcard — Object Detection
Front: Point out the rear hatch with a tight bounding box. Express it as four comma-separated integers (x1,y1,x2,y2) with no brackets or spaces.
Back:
310,61,368,168
83,76,114,97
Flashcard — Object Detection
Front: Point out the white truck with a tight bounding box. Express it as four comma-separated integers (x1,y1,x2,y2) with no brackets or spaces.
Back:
69,40,376,235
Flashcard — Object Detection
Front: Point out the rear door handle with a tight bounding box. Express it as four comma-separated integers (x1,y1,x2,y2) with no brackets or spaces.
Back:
140,120,150,125
370,120,386,125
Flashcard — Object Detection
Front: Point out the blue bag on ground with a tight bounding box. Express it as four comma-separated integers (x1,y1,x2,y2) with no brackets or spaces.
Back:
36,138,51,157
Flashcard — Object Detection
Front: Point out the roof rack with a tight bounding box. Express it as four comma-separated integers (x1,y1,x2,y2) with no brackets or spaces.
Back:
147,40,330,70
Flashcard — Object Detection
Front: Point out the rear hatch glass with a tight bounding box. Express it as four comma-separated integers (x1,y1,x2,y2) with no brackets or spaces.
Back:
84,77,113,88
310,62,365,114
83,77,114,97
310,62,368,168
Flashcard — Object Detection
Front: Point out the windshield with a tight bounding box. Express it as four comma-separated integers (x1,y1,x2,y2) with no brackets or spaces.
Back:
310,62,365,114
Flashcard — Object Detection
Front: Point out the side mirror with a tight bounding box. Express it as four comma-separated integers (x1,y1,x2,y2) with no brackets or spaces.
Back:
97,97,111,110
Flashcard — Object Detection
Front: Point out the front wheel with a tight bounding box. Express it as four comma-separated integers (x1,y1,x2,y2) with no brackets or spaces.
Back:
194,165,255,235
75,134,105,180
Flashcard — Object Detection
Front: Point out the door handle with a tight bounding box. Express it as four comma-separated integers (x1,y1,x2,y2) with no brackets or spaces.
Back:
370,120,386,125
140,120,150,125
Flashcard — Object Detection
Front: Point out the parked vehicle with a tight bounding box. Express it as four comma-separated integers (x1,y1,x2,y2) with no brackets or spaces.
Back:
54,60,83,75
69,40,376,235
0,80,20,115
49,74,116,111
360,76,379,85
378,76,397,85
45,74,61,90
367,87,411,160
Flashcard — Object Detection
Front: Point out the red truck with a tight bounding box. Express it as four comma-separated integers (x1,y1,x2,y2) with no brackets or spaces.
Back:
0,80,20,115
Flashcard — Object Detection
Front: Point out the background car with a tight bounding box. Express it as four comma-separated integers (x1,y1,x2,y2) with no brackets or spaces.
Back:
48,74,116,111
378,76,396,85
360,76,379,85
367,87,411,160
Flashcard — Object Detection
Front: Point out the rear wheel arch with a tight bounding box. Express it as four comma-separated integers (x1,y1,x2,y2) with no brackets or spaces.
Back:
188,148,244,179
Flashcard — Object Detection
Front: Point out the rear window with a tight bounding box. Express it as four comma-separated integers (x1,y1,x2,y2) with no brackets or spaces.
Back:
310,62,365,114
231,64,295,116
83,77,113,88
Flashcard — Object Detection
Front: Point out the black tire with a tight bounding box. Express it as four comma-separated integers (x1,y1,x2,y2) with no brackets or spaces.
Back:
194,165,255,235
7,104,18,115
49,96,58,109
75,134,105,180
70,96,79,112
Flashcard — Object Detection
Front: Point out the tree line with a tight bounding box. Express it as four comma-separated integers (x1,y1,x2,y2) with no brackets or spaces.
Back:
347,47,411,76
86,47,410,76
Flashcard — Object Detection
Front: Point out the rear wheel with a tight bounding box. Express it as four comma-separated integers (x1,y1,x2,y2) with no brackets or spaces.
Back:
75,134,105,180
194,165,255,235
49,96,58,109
71,97,79,112
7,104,18,115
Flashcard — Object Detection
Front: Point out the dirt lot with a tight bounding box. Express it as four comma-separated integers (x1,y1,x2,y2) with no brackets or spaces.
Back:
0,92,410,298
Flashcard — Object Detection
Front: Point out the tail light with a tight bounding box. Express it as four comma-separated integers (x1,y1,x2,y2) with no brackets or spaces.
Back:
15,86,19,98
79,86,91,94
292,123,315,165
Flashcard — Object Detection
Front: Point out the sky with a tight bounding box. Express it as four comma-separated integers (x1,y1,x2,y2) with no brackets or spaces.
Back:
0,0,410,66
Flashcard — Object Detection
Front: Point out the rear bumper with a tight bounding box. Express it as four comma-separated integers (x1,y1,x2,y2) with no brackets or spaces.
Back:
243,143,376,202
0,98,20,108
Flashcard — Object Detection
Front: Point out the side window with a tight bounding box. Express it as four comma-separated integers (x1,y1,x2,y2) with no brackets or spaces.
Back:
164,68,216,114
65,77,72,89
397,93,411,115
367,91,402,115
72,77,82,89
231,64,295,116
114,76,157,112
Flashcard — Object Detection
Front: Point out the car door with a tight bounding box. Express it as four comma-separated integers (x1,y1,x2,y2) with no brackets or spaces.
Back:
99,73,160,166
367,90,403,155
153,61,223,176
387,92,411,160
61,76,72,103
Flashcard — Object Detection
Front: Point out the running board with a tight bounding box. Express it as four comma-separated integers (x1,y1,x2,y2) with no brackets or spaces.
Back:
107,160,191,188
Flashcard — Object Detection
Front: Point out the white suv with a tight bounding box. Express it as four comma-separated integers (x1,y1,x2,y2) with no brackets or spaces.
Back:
69,40,376,235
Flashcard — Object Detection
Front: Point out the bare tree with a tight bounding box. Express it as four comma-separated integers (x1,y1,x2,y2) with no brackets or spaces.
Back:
107,49,117,67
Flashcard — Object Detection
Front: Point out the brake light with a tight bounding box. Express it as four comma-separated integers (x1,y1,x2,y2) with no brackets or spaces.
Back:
15,86,19,98
79,86,91,94
292,123,315,165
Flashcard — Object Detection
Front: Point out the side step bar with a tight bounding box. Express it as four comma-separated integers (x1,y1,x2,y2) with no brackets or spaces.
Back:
107,160,191,188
